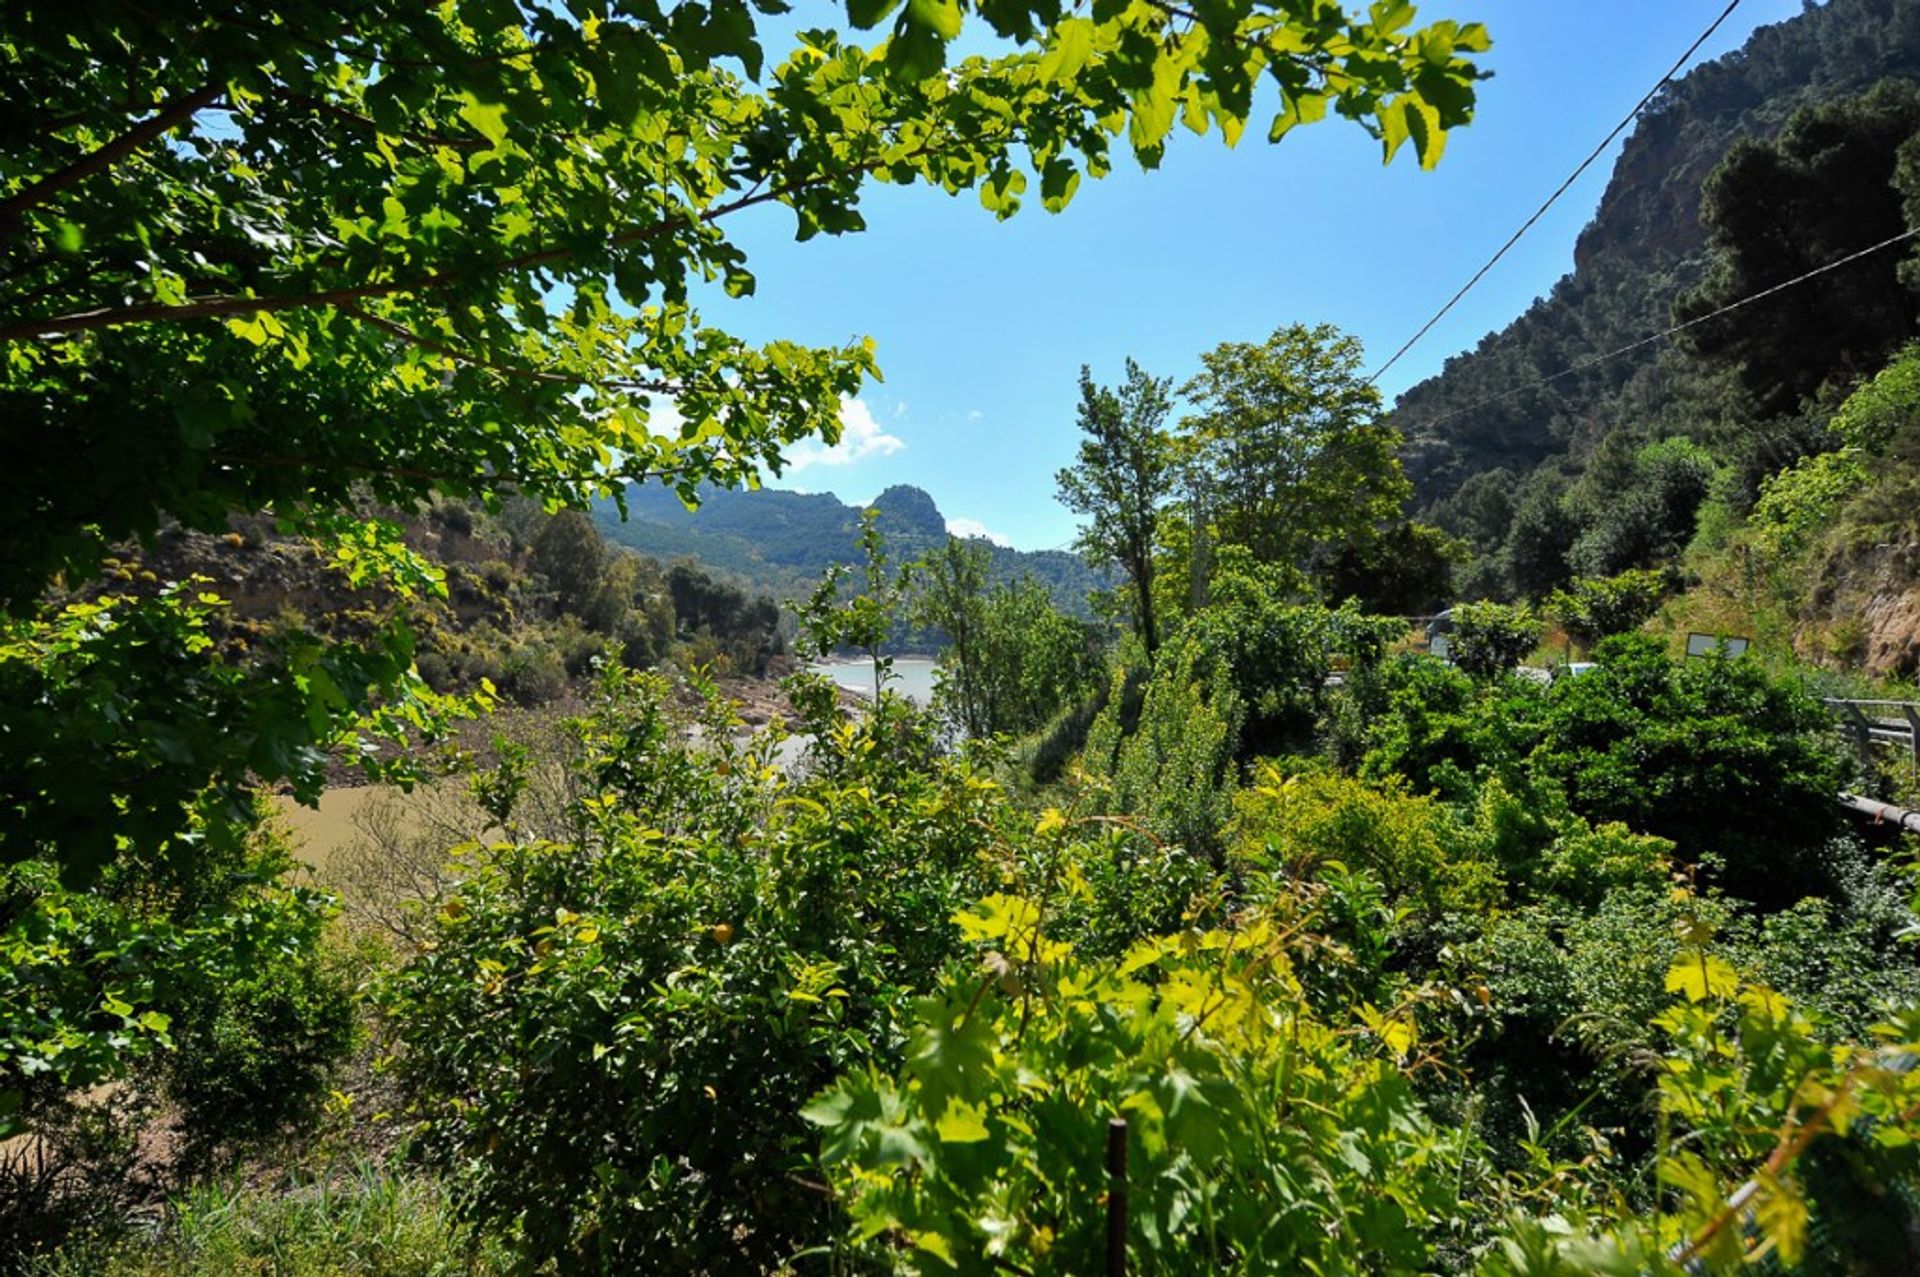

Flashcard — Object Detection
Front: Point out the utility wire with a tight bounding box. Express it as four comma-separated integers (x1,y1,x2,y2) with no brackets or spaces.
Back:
1366,0,1744,387
1405,224,1920,433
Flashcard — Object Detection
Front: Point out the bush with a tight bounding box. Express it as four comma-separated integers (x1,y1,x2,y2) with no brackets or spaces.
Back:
807,899,1466,1274
1082,637,1242,861
1231,765,1504,913
384,668,1001,1270
1526,634,1847,904
1449,601,1542,681
0,837,354,1260
1547,568,1668,652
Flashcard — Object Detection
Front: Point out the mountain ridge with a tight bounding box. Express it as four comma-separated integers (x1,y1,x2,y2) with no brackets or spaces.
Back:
593,481,1107,616
1395,0,1920,508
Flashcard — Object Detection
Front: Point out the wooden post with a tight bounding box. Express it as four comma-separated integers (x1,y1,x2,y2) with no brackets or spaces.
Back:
1106,1117,1128,1277
1902,704,1920,779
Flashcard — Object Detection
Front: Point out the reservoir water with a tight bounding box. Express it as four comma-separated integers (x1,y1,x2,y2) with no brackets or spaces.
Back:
806,655,939,706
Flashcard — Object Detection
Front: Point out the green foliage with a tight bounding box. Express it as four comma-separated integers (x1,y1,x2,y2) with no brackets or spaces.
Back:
0,840,350,1153
1525,635,1846,903
384,666,1001,1270
1831,341,1920,459
1358,634,1848,907
33,1163,512,1277
808,900,1465,1274
795,510,912,698
1180,323,1412,590
0,581,479,887
1486,922,1920,1274
1747,447,1868,560
663,561,782,674
2,1,1484,613
1184,554,1403,754
528,510,605,617
1499,473,1582,600
1055,359,1178,652
919,557,1097,741
1083,638,1242,862
1232,764,1505,913
914,537,996,735
1680,79,1920,415
1567,437,1718,580
1317,518,1460,614
1450,601,1542,680
0,15,1484,1241
1547,568,1669,652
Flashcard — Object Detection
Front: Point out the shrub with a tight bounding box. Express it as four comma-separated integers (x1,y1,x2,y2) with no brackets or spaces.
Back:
384,669,1000,1270
1547,568,1669,652
1082,637,1242,861
1526,634,1847,904
807,899,1466,1274
1449,601,1542,681
1231,765,1504,913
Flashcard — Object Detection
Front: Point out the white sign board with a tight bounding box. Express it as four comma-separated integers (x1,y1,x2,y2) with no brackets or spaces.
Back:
1687,633,1751,658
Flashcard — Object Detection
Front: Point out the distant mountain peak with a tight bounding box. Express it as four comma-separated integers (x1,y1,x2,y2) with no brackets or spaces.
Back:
866,485,946,539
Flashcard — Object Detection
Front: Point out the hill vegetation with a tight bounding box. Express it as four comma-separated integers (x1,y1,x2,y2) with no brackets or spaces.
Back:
594,481,1109,620
1398,0,1920,632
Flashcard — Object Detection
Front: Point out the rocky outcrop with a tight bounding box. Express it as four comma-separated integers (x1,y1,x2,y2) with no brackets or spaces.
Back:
1805,539,1920,678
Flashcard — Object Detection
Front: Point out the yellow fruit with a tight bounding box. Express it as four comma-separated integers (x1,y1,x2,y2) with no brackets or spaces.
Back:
711,923,735,945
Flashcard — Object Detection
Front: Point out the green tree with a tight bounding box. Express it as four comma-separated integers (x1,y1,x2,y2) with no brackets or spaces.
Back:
1055,360,1177,654
917,539,1095,738
915,537,994,737
1449,600,1541,681
529,509,605,616
795,510,910,700
1179,323,1411,588
1679,79,1920,415
1502,471,1581,598
1567,436,1716,577
1548,567,1668,652
1316,519,1459,614
2,3,1486,613
975,576,1097,738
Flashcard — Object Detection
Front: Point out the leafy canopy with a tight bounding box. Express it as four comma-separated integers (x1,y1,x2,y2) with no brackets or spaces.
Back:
2,1,1487,606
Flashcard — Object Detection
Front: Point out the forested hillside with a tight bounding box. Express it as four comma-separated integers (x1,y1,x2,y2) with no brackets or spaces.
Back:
1399,0,1920,573
595,482,1108,616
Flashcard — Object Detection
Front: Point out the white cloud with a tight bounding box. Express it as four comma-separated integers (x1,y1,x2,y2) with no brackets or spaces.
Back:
946,516,1012,547
785,397,906,472
966,408,983,421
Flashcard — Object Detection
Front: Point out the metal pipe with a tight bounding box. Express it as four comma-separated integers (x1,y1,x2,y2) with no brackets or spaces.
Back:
1838,792,1920,834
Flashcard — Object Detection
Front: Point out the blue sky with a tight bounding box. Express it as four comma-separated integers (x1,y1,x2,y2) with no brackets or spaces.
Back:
696,0,1807,551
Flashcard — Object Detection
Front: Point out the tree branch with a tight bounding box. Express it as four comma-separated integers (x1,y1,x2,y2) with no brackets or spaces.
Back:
343,305,681,396
0,174,825,340
0,82,224,230
275,92,487,152
211,449,676,492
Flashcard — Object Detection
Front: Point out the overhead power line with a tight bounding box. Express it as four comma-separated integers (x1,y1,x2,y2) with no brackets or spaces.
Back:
1366,0,1744,387
1406,225,1920,433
